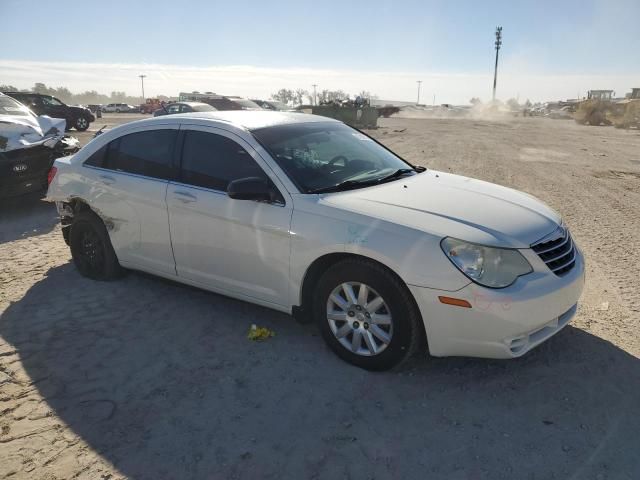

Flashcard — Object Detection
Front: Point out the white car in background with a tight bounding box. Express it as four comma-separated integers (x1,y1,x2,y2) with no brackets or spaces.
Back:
46,111,584,370
102,103,137,113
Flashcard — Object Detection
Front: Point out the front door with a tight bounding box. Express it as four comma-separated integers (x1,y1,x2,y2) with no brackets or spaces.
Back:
167,127,292,307
41,96,72,125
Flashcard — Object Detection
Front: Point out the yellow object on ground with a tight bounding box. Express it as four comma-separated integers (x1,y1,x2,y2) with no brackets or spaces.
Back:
247,324,275,341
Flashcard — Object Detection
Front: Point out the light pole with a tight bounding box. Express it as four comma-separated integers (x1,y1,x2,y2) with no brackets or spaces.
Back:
312,84,317,105
416,80,422,105
139,74,147,101
492,26,502,102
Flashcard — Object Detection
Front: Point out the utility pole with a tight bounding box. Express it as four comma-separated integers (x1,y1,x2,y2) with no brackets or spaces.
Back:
312,84,318,105
492,26,502,102
416,80,422,105
139,74,147,101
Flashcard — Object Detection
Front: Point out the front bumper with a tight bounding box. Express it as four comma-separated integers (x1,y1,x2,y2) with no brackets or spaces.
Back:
409,246,585,359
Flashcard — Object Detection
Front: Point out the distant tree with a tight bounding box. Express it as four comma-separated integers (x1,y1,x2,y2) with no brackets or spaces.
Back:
305,92,315,104
110,91,127,102
326,90,348,102
32,82,51,94
271,88,294,105
469,97,482,106
294,88,308,105
506,98,520,110
3,83,149,106
524,99,532,108
316,89,329,104
50,87,73,103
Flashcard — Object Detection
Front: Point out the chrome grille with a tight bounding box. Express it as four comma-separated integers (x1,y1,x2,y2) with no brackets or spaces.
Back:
531,227,576,276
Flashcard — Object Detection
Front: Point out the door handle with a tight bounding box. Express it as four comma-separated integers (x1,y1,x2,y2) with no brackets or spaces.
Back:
173,191,197,203
99,174,116,185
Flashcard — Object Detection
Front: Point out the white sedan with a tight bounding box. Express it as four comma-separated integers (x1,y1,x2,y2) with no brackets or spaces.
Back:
46,111,584,370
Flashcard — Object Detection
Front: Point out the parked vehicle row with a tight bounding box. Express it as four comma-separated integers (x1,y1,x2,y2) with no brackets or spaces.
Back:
46,111,584,370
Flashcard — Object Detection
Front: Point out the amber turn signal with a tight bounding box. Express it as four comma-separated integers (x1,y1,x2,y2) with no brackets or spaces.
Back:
438,296,472,308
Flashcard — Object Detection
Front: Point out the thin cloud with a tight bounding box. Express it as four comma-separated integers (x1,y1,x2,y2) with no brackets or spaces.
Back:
1,59,637,104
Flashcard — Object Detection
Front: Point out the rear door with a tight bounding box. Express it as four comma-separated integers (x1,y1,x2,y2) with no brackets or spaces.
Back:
83,125,179,275
167,126,292,307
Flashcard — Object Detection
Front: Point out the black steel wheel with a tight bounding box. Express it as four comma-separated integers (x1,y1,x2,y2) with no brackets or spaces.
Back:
69,211,122,280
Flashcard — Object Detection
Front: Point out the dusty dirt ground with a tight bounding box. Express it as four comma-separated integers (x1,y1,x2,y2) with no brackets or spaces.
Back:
1,114,639,479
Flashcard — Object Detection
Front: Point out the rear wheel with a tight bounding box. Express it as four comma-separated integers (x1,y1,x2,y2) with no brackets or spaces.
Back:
313,258,424,370
69,211,122,280
74,116,89,131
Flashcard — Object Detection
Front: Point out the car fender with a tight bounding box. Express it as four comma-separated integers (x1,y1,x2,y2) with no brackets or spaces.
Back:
289,195,470,308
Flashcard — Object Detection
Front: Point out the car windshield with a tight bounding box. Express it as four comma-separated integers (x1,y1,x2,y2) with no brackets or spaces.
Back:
252,122,417,193
0,96,33,116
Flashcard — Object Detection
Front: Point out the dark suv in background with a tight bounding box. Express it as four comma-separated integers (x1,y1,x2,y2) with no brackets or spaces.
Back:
2,92,95,131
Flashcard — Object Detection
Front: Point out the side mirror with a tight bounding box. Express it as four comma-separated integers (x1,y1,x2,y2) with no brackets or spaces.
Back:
227,177,273,202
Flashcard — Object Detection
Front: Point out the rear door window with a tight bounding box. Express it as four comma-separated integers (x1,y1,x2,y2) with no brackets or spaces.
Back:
180,130,268,191
89,129,177,180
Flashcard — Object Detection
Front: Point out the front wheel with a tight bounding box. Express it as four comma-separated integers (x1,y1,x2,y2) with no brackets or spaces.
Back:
69,211,122,280
313,258,424,370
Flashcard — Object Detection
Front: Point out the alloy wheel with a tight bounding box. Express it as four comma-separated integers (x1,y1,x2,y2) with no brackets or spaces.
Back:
326,282,393,356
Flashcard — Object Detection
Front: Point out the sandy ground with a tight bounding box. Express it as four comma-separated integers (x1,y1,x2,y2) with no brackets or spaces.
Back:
1,114,639,479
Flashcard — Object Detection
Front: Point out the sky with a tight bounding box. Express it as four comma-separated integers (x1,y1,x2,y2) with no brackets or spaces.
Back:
1,0,639,104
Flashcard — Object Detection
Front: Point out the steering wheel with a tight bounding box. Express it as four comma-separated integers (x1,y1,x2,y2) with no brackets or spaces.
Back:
327,155,348,167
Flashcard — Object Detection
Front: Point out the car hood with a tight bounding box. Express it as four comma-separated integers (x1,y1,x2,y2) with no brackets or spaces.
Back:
320,170,561,248
0,114,66,152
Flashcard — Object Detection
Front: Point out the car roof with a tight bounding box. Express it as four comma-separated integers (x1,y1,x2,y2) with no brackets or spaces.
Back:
139,110,338,130
177,102,211,107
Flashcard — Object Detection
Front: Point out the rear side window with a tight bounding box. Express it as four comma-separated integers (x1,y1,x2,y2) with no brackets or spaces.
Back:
180,131,267,191
84,144,108,167
105,130,177,180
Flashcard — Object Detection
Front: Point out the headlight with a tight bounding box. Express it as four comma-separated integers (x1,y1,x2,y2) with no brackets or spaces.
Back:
440,237,532,288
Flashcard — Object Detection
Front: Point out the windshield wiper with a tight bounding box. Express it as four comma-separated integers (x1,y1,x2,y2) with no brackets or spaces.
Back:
309,168,418,194
375,168,416,183
308,178,379,194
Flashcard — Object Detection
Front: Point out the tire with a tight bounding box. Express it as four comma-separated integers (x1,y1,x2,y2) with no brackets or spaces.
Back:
62,226,70,246
74,116,89,131
313,258,424,371
115,109,121,113
588,111,603,126
69,210,122,281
